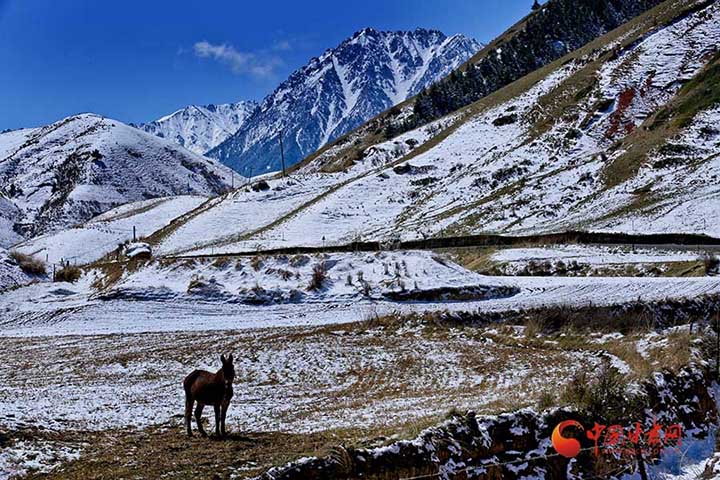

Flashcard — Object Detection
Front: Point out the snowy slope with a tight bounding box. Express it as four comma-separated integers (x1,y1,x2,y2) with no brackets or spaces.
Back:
0,247,38,291
14,195,207,265
136,101,258,155
0,113,236,243
0,194,23,248
2,269,720,337
209,29,481,174
154,0,720,255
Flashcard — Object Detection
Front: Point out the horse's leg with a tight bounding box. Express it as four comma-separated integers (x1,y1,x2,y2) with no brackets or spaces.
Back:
220,401,229,436
185,396,194,437
194,403,207,437
213,405,221,437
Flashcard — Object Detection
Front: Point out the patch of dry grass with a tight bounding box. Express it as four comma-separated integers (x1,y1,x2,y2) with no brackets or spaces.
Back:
9,251,46,275
54,264,82,283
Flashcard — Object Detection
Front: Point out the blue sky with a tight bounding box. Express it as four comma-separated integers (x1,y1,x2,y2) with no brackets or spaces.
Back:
0,0,537,130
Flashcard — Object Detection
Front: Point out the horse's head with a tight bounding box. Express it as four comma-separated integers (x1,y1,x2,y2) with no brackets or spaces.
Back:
220,353,235,387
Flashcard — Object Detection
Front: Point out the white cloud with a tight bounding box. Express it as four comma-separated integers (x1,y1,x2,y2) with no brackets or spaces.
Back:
193,41,281,77
272,40,292,52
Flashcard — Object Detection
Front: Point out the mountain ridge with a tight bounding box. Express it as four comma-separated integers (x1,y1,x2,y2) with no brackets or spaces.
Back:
143,0,720,258
136,101,258,155
0,113,236,246
207,28,481,174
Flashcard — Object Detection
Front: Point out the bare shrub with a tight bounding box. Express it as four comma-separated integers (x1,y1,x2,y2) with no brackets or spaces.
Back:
289,255,310,267
524,317,547,338
250,256,263,271
278,269,294,281
212,257,231,269
308,262,328,291
524,260,553,276
555,260,568,275
187,275,206,292
55,264,81,283
445,407,464,420
9,251,46,275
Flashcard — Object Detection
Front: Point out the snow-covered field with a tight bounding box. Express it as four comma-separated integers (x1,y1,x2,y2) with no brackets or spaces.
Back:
154,174,344,256
0,323,596,435
485,244,715,276
96,250,514,305
2,247,719,477
491,245,705,265
2,249,720,337
0,299,705,477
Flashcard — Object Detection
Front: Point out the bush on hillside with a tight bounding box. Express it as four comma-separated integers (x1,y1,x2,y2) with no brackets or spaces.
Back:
55,264,81,283
308,262,328,291
9,251,46,275
560,365,642,423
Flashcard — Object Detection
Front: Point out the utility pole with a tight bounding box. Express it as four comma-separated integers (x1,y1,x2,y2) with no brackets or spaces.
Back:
133,226,137,242
279,130,287,178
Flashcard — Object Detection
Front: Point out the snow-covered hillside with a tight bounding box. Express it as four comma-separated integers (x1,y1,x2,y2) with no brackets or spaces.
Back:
14,195,207,265
0,114,236,245
152,0,720,256
209,29,481,174
0,248,40,291
136,101,258,155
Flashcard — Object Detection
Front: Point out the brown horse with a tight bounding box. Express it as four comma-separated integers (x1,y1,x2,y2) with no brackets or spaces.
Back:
183,354,235,437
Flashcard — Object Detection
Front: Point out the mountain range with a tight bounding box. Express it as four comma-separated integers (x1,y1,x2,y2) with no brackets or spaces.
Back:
135,101,257,155
143,28,481,175
4,0,718,259
140,0,720,258
0,114,235,246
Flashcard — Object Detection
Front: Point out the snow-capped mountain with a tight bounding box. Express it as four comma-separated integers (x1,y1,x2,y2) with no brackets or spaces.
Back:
0,113,236,245
136,101,258,155
146,0,720,257
209,28,481,174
